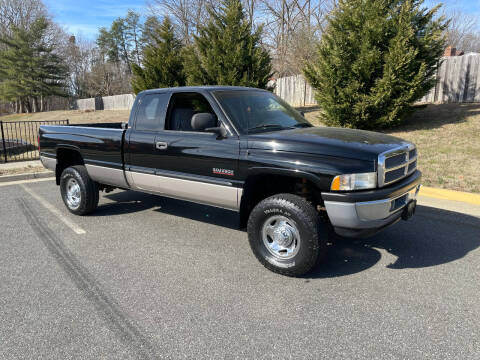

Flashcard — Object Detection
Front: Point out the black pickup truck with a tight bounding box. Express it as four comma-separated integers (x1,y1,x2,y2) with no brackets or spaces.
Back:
39,86,421,276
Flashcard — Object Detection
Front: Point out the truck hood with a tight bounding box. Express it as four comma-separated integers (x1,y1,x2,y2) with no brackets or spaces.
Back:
247,127,409,162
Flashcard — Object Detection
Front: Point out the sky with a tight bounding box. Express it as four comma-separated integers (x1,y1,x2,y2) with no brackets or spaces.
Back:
46,0,480,40
425,0,480,14
44,0,147,39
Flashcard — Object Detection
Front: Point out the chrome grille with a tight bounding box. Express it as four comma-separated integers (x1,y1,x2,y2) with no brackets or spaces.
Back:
408,160,417,173
385,153,407,168
385,167,406,183
378,144,417,187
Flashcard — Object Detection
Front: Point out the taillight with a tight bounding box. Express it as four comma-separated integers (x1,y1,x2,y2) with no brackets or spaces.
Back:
38,135,40,151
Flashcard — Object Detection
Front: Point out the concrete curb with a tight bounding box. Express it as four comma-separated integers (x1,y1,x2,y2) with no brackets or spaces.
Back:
0,171,54,183
419,186,480,206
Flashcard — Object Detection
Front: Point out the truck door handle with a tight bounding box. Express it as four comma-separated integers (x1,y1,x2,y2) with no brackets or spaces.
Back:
156,141,168,150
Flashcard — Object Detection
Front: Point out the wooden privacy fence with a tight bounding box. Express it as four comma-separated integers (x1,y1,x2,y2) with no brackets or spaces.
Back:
419,54,480,103
75,94,135,111
274,75,317,107
274,54,480,106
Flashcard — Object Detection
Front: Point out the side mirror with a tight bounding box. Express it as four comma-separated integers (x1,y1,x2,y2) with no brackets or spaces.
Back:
205,126,227,138
191,113,216,131
191,113,227,138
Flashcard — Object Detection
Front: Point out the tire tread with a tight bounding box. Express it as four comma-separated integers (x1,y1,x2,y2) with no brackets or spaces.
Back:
247,193,327,277
60,165,99,215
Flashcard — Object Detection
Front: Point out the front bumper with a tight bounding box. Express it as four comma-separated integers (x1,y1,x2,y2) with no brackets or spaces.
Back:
322,171,422,238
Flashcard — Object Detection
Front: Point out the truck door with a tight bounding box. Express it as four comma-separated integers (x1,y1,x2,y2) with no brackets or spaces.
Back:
126,91,241,211
125,91,171,174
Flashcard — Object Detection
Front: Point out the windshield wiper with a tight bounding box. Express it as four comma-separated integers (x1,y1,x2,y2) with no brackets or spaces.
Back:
248,124,288,132
293,123,312,128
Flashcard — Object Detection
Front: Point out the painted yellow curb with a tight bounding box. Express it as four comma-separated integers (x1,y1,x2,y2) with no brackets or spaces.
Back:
419,186,480,206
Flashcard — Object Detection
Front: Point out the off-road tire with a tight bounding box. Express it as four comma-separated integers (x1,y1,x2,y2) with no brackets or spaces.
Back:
247,193,327,277
60,165,99,215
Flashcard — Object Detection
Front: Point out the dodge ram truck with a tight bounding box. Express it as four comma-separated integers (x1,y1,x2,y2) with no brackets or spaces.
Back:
39,86,421,276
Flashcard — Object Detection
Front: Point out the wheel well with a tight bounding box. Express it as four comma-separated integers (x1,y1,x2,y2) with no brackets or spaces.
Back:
55,148,84,185
239,174,323,228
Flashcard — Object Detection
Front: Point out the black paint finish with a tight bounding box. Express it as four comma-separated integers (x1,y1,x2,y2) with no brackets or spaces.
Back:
39,86,415,194
40,124,125,170
247,126,407,162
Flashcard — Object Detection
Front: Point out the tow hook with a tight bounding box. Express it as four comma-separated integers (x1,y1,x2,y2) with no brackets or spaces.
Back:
402,200,417,220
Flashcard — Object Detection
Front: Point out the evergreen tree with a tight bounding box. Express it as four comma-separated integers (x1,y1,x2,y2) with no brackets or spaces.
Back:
131,18,185,94
97,27,120,64
0,17,67,112
125,10,142,64
111,18,132,72
184,0,272,88
140,16,162,49
304,0,447,129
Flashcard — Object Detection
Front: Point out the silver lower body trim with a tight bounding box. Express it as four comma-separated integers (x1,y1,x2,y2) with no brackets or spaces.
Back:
40,155,56,171
324,185,420,230
85,164,128,188
127,171,241,211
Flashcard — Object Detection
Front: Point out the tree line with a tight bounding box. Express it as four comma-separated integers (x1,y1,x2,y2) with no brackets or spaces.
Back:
0,0,475,129
0,0,67,113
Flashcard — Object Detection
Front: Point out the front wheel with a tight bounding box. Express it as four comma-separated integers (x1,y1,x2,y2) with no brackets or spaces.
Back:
60,165,99,215
247,193,327,276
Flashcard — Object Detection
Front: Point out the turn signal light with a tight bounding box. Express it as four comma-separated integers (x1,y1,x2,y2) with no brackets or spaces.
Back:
330,172,377,191
331,176,341,191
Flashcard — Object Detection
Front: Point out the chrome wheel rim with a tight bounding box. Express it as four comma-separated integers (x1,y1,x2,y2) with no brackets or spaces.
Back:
262,215,300,259
66,178,81,209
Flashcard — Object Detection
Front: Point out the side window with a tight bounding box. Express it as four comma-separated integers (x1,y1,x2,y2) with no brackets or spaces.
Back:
165,92,216,132
135,93,169,131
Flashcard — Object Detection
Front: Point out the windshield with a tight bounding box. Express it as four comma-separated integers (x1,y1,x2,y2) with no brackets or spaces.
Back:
213,90,312,134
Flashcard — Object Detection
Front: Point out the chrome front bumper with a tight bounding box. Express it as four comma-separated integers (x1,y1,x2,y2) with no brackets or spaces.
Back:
324,184,420,237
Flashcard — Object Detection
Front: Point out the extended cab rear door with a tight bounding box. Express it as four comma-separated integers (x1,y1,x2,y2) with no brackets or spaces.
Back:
125,90,241,211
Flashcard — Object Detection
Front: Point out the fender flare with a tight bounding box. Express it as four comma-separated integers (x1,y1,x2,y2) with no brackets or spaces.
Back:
245,166,328,189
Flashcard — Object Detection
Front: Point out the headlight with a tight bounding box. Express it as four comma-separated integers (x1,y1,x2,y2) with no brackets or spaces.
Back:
330,172,377,191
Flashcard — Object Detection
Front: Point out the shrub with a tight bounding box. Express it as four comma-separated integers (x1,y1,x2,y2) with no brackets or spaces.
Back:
304,0,447,129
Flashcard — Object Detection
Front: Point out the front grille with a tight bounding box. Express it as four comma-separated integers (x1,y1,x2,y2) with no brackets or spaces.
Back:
378,144,417,187
408,160,417,173
385,167,406,183
385,153,407,168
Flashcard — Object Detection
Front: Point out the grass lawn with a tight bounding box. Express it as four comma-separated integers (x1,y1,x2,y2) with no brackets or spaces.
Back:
1,104,479,193
304,103,480,193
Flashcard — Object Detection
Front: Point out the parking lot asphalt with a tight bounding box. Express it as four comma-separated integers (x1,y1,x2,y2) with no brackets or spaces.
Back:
0,179,479,359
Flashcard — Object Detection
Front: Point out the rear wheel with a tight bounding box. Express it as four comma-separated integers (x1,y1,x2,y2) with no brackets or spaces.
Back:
247,193,327,276
60,165,99,215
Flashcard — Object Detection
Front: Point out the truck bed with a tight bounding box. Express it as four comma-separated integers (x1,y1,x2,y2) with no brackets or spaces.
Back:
39,123,126,173
64,122,124,129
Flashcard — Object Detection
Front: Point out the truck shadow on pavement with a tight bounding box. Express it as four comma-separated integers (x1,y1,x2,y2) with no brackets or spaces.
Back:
101,190,240,229
308,205,480,278
100,191,479,277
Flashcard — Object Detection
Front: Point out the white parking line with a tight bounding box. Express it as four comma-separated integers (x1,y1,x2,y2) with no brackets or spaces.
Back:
0,177,54,187
20,184,86,235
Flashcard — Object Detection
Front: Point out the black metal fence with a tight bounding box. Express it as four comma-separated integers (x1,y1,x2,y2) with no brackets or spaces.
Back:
0,119,69,163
